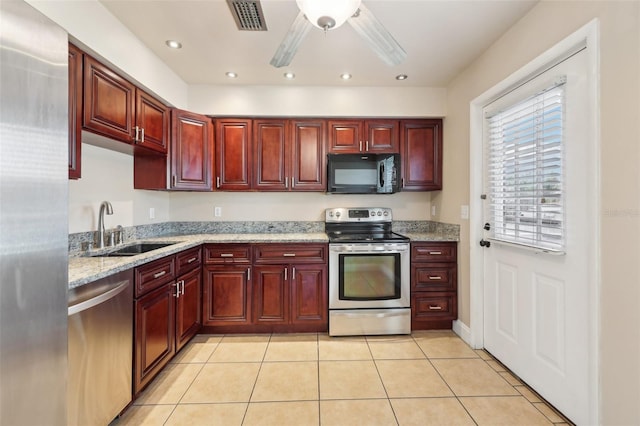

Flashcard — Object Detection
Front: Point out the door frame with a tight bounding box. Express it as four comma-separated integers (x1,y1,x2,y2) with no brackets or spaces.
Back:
468,19,601,424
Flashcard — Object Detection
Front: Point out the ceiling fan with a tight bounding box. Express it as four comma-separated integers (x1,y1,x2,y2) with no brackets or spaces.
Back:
269,0,407,68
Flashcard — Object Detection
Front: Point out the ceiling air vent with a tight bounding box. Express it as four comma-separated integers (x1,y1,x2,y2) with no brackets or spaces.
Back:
227,0,267,31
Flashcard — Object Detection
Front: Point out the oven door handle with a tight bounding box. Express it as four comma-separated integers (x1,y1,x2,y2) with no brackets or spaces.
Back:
330,245,409,253
333,311,409,318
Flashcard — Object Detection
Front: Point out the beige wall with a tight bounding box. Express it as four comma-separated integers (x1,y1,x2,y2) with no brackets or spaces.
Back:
441,1,640,423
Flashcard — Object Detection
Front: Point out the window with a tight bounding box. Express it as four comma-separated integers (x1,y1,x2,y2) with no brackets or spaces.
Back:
486,81,565,252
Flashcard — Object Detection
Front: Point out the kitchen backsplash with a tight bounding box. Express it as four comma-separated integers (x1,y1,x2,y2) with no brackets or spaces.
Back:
68,220,459,256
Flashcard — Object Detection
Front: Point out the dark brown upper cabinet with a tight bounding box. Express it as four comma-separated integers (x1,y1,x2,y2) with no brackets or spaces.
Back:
400,119,443,191
68,43,83,179
327,119,399,154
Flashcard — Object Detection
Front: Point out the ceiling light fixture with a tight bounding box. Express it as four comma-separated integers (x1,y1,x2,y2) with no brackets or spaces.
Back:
340,73,352,80
165,40,182,49
225,71,238,78
395,74,408,81
296,0,361,31
283,72,296,80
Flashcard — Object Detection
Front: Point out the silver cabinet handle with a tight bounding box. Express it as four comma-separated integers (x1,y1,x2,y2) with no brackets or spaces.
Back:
134,126,140,142
359,140,363,151
220,253,234,257
187,257,197,263
366,140,369,151
428,305,443,310
292,266,296,281
247,267,251,281
153,270,167,278
216,177,221,188
180,280,185,296
173,282,180,298
141,127,145,143
428,276,442,280
283,253,296,257
428,251,442,255
284,267,287,281
285,177,288,188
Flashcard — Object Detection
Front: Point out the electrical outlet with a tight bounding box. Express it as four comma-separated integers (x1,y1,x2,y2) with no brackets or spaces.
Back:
431,205,437,216
214,206,222,217
149,207,155,219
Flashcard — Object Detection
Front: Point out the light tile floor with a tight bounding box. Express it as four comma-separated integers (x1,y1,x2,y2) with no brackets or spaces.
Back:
115,331,573,426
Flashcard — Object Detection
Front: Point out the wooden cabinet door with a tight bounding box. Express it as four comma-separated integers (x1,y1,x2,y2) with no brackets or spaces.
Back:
83,55,135,143
291,120,326,191
215,119,252,190
400,119,443,191
170,109,213,190
135,89,169,154
203,266,251,326
327,120,362,153
291,264,327,326
253,265,289,325
68,43,82,179
134,283,176,394
254,119,288,191
175,267,202,352
365,120,399,153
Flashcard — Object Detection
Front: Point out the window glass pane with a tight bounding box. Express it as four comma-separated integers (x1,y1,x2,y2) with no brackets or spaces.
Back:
486,84,565,251
340,254,398,299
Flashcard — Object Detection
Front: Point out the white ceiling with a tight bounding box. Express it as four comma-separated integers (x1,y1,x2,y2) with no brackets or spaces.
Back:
99,0,537,87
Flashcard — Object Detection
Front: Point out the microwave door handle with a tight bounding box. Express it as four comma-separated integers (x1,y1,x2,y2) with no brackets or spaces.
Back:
379,163,385,188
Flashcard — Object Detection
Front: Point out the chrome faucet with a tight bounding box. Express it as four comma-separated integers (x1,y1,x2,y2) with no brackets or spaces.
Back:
97,201,113,249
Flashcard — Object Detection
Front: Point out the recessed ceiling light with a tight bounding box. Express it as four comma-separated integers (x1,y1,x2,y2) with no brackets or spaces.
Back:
340,73,352,80
395,74,408,81
165,40,182,49
283,72,295,80
225,72,238,78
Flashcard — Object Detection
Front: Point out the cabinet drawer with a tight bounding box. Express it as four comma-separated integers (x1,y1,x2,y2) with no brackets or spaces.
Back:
204,244,252,264
412,264,456,292
135,256,175,297
411,243,457,262
176,246,202,275
253,243,327,264
412,293,456,320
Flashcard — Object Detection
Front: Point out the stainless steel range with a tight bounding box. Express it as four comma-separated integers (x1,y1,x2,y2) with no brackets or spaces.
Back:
326,207,411,336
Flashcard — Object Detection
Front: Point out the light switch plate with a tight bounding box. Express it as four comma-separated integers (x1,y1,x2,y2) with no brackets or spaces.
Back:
214,206,222,217
149,207,155,219
460,205,469,220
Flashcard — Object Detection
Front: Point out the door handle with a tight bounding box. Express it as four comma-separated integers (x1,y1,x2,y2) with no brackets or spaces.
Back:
480,239,491,248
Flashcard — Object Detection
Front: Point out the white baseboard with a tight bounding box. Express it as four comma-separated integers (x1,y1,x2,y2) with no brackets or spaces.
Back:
452,320,475,347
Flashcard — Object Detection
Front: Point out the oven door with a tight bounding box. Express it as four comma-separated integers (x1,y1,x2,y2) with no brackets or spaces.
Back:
329,243,410,310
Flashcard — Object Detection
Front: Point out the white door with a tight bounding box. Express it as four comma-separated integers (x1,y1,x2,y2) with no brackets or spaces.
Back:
482,48,592,425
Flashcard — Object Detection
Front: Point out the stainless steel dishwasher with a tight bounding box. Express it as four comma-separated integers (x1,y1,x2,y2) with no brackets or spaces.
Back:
68,270,133,426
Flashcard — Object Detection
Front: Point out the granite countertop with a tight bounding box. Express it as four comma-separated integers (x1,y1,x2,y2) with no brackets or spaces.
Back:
402,232,460,242
69,228,460,289
69,232,328,289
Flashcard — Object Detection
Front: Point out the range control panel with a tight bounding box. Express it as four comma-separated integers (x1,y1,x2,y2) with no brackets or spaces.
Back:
325,207,393,223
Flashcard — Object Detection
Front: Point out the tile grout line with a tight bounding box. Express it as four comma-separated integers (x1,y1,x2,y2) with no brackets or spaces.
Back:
239,333,272,426
316,333,321,426
364,336,401,426
410,333,480,426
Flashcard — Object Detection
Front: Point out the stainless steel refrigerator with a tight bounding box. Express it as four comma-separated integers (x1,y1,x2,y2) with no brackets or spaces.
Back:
0,1,68,424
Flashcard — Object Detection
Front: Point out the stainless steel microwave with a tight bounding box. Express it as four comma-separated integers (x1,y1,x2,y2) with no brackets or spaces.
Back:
327,153,400,194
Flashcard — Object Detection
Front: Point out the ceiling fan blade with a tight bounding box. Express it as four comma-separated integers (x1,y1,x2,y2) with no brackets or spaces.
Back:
270,11,312,68
348,3,407,66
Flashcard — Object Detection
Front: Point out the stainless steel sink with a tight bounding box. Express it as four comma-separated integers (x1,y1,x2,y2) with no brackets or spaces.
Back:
92,242,178,257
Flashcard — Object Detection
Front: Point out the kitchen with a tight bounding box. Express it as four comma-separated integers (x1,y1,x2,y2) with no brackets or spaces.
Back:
1,0,639,425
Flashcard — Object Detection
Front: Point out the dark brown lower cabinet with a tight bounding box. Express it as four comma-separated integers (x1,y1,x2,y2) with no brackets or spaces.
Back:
202,266,252,327
134,247,202,395
135,282,175,393
201,243,327,333
410,242,458,330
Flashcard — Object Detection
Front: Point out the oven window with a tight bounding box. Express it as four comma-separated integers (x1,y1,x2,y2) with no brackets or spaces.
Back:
339,253,401,300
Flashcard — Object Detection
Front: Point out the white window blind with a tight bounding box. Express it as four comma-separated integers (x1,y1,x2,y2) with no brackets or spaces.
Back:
486,81,565,252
